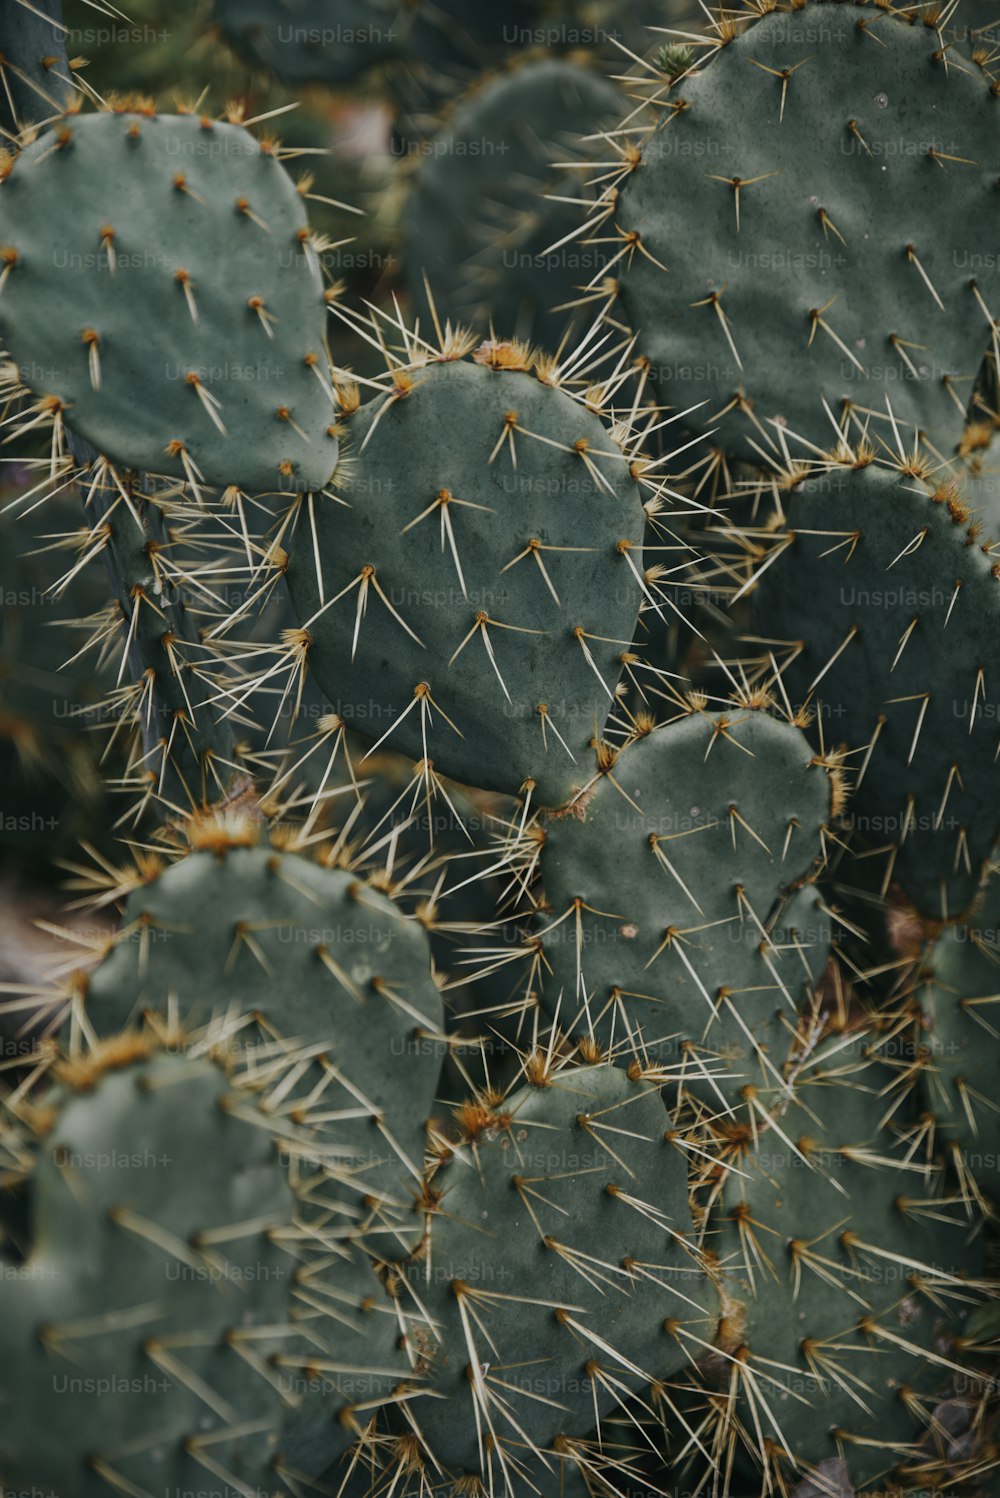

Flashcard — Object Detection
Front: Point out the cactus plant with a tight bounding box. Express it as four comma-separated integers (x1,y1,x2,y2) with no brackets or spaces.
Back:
679,1036,987,1493
0,1033,299,1498
56,813,448,1255
0,108,337,493
586,0,1000,462
528,703,838,1105
275,1241,420,1484
390,1058,715,1488
0,3,998,1497
739,449,1000,922
906,857,1000,1207
0,0,73,136
280,326,661,805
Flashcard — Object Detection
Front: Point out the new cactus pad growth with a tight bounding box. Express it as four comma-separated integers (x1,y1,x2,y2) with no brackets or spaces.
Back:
0,2,998,1496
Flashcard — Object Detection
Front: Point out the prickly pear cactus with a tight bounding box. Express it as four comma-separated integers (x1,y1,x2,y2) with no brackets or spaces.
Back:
600,1,1000,460
69,817,447,1254
530,704,836,1101
0,1036,296,1498
686,1038,986,1491
386,1059,716,1488
282,336,651,803
0,0,71,135
0,109,337,492
275,1245,421,1483
746,452,1000,920
909,861,1000,1207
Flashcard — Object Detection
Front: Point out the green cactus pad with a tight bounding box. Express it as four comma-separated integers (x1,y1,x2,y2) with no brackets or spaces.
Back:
397,1061,715,1483
609,2,999,461
534,707,833,1102
749,456,1000,920
284,347,648,804
687,1039,985,1492
0,109,337,493
0,1039,294,1498
78,826,446,1253
404,59,623,346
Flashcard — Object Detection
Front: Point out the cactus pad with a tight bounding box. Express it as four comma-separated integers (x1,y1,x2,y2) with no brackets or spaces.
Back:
0,0,72,133
912,866,1000,1207
0,1039,295,1498
534,707,834,1100
404,59,623,345
749,456,1000,920
0,109,336,493
284,346,648,804
608,2,999,460
686,1039,985,1491
395,1061,714,1485
276,1246,420,1484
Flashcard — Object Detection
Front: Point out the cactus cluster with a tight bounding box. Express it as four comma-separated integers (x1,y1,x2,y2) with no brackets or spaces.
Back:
1,2,999,1497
